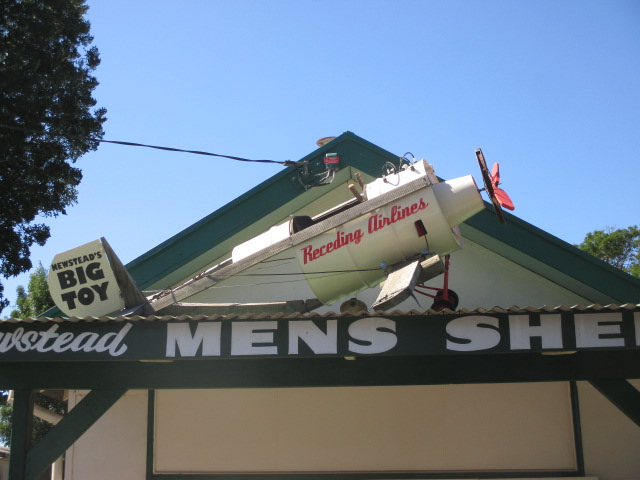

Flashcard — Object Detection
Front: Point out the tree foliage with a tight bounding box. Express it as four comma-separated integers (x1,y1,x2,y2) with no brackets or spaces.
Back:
577,225,640,278
9,263,54,318
0,391,66,446
0,0,106,313
0,265,60,446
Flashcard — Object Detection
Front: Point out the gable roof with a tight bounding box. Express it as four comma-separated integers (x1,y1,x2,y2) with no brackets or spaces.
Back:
44,132,640,318
125,131,406,292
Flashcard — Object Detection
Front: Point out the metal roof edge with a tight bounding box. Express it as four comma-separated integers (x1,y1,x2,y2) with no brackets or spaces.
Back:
7,303,640,323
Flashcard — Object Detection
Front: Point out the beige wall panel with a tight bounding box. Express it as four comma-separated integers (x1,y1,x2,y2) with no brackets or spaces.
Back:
578,380,640,480
155,383,576,473
65,390,148,480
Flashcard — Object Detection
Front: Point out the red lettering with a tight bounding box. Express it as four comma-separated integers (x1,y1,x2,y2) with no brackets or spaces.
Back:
368,198,429,234
302,245,313,264
300,229,365,264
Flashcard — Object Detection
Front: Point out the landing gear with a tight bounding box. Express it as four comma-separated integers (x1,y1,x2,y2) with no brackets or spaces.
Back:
414,255,460,311
430,289,459,311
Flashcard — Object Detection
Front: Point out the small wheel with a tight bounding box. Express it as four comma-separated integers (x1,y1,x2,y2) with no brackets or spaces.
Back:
430,289,459,311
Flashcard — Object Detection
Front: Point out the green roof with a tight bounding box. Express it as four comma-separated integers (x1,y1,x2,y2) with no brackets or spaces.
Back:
126,131,405,291
43,131,640,317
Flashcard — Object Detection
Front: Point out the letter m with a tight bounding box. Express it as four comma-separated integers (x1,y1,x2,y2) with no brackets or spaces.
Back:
166,323,221,357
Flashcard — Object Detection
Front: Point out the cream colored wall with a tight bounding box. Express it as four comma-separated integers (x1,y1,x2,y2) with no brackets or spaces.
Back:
63,382,640,479
578,379,640,479
154,383,577,474
64,390,147,480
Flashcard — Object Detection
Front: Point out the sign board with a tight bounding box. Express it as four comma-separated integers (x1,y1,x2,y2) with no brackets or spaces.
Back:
1,311,638,362
48,239,125,317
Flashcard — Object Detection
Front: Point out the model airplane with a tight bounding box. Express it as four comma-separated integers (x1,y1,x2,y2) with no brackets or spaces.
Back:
47,149,514,317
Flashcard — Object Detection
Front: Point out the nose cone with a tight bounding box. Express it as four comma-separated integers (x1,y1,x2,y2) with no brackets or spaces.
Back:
432,175,485,227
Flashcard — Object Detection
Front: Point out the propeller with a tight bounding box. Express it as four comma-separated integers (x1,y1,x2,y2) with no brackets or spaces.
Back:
490,162,515,211
476,148,515,224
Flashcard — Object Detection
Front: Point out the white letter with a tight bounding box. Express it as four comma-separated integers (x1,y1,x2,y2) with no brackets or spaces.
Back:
575,313,624,348
348,318,397,354
289,320,337,354
0,328,24,352
509,314,563,350
33,325,60,352
93,323,132,357
446,316,501,352
231,321,278,355
17,330,38,352
166,323,221,357
52,332,74,352
69,332,100,352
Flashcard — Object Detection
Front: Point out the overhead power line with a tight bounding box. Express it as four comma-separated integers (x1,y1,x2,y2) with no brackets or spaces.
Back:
95,138,295,166
0,123,296,166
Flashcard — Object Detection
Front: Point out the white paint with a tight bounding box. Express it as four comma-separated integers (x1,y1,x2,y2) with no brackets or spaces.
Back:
347,317,397,354
446,315,501,352
509,314,563,350
575,313,625,348
166,322,221,357
0,323,131,356
288,320,337,354
231,321,278,355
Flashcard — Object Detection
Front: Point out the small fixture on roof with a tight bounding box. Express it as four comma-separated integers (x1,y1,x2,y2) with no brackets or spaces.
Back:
340,297,368,314
316,136,337,147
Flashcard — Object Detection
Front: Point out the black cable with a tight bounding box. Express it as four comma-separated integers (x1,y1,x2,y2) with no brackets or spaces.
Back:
0,123,295,166
95,138,291,165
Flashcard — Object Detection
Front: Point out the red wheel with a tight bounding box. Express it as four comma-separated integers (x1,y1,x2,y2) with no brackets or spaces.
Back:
430,289,459,311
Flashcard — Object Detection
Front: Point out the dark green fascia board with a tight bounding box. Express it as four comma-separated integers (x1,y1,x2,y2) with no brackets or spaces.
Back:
462,206,640,304
2,350,640,390
124,131,401,290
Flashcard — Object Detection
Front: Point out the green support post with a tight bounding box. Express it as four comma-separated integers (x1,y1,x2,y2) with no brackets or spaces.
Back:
590,379,640,427
25,389,128,480
9,389,35,480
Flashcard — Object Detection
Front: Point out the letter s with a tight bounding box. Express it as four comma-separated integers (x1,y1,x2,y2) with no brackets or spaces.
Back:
446,315,501,351
348,318,397,354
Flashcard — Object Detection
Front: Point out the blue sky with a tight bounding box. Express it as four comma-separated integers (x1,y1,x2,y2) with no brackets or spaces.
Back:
3,0,640,313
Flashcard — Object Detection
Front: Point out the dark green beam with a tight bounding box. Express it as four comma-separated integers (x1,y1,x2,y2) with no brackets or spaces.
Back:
25,389,127,480
1,351,640,390
589,379,640,427
9,389,34,480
